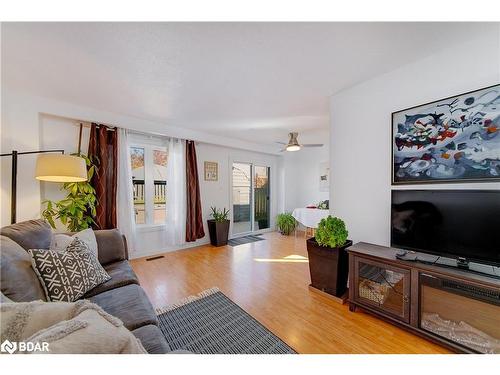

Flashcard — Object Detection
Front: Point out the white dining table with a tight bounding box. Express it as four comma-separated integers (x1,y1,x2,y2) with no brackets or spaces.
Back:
292,207,330,229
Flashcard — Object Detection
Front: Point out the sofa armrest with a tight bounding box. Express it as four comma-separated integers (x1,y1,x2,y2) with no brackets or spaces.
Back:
94,229,129,265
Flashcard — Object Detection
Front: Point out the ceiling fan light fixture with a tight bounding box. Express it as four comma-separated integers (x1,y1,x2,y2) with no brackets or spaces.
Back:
286,144,301,152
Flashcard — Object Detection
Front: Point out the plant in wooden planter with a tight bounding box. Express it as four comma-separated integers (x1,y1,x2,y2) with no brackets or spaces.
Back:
306,215,352,297
276,212,297,235
207,206,230,246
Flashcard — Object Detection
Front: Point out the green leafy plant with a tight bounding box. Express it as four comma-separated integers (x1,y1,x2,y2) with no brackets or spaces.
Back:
210,206,230,222
42,153,97,232
276,212,297,235
315,216,348,248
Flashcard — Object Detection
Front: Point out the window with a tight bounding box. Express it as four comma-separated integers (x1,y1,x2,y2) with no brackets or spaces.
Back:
130,137,168,225
153,149,167,224
131,147,146,224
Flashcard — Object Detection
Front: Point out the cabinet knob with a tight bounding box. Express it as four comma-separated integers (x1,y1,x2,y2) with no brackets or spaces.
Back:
403,295,409,303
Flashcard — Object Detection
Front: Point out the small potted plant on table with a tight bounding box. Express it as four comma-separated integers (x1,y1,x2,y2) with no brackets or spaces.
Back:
276,212,297,235
207,207,230,246
306,215,352,297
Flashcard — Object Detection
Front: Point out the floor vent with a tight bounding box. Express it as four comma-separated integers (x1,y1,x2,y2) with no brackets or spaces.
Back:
146,255,165,261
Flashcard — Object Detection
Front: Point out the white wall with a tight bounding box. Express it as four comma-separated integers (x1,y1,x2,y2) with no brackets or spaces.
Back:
329,30,500,246
283,129,330,211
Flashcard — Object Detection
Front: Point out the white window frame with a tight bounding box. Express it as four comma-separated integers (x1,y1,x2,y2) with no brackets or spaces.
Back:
129,133,168,229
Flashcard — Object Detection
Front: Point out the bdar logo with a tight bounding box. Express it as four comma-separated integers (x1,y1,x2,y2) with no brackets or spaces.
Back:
1,340,17,354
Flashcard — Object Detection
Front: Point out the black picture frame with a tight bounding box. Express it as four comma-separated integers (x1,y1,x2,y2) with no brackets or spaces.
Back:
391,83,500,185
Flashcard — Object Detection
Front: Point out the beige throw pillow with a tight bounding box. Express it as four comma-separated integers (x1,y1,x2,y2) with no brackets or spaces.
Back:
0,299,146,354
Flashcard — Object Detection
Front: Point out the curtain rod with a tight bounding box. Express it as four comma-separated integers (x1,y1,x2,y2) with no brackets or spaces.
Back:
70,119,196,144
92,123,116,131
126,128,194,143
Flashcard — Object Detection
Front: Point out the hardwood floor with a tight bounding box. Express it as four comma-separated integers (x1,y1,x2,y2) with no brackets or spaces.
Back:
130,231,451,354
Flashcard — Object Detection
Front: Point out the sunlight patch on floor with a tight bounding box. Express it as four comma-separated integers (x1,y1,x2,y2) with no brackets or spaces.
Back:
254,254,309,263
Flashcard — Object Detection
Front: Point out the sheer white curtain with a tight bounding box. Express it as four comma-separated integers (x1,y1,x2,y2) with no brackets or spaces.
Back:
117,128,137,254
165,137,186,246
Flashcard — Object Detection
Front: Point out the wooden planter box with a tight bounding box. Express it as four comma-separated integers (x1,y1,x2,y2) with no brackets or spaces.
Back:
306,237,353,297
207,219,230,247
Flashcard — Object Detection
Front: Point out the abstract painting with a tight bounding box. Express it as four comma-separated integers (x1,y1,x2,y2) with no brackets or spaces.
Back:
392,84,500,184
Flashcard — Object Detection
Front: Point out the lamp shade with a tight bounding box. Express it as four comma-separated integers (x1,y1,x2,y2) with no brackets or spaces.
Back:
35,154,88,182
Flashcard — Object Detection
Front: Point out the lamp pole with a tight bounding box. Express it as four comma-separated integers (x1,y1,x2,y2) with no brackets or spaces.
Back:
0,149,64,224
10,150,18,225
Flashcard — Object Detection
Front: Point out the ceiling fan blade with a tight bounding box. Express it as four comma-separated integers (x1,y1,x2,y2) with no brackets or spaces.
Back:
301,144,324,148
275,141,287,145
278,148,286,152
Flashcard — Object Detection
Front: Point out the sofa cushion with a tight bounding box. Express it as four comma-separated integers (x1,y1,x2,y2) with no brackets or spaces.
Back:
89,284,157,331
94,229,128,265
0,235,47,302
83,261,139,298
0,219,52,250
132,324,170,354
29,238,111,302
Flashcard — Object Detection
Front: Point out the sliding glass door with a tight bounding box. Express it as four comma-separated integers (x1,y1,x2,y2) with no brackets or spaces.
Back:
254,165,270,231
232,162,270,236
232,162,252,235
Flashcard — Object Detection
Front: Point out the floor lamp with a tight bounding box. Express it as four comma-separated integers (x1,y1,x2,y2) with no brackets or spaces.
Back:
0,150,87,224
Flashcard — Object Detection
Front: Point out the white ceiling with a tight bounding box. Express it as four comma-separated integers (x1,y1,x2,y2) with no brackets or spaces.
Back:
2,22,497,145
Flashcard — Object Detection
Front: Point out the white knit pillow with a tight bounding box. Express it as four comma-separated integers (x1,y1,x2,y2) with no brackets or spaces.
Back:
50,228,98,258
0,299,146,354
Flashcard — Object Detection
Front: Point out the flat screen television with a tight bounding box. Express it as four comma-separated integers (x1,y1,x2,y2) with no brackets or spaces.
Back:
391,190,500,266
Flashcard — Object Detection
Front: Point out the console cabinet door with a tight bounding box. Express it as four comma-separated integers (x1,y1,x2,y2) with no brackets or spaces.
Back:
353,257,411,323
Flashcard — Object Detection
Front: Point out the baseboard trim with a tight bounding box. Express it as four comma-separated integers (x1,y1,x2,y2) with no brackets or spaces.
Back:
130,238,211,259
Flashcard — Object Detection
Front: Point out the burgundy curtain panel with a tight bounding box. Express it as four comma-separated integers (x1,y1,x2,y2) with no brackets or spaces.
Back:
185,140,205,242
88,123,118,229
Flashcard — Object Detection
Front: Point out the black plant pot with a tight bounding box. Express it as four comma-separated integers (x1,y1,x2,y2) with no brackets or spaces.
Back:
257,219,268,230
306,237,353,297
207,219,230,247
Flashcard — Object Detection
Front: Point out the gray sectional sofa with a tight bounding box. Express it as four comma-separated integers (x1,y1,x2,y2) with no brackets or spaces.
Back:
0,219,170,354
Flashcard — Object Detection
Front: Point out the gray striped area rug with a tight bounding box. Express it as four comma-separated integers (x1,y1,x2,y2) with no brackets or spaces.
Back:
156,288,296,354
228,235,265,247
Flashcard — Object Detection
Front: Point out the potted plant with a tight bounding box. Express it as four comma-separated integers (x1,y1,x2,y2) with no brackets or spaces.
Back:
276,212,297,235
306,215,352,297
41,153,97,231
207,206,230,246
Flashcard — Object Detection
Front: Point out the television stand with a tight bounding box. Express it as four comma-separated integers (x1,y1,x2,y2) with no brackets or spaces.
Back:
348,242,500,354
395,251,500,280
456,256,468,268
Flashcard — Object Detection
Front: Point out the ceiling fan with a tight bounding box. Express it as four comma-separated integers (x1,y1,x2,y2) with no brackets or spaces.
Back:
277,132,324,152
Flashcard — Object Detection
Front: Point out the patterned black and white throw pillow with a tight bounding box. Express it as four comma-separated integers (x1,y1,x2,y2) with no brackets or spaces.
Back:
29,238,110,302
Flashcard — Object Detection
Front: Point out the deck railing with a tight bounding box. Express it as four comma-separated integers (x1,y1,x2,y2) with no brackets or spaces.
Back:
132,180,166,204
232,184,269,223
